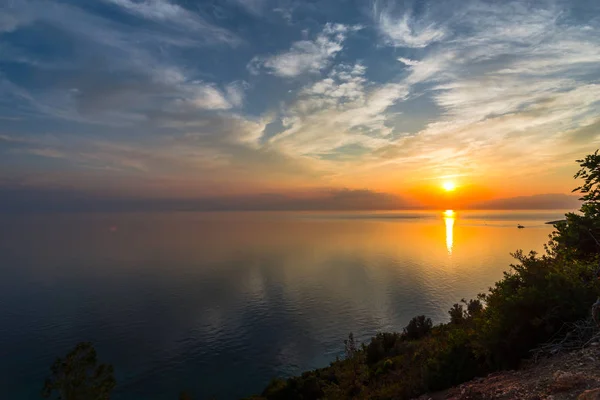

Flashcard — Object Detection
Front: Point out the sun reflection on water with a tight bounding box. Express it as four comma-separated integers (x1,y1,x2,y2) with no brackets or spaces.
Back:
444,210,455,254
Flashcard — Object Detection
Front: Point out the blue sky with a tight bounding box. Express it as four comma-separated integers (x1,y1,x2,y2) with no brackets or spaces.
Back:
1,0,599,209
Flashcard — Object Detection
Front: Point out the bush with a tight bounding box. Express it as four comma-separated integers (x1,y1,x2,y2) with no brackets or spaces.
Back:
477,251,600,368
365,332,402,365
449,304,465,325
42,342,115,400
403,315,433,340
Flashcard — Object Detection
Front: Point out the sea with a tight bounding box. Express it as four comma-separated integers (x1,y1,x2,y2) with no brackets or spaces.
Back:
0,210,569,399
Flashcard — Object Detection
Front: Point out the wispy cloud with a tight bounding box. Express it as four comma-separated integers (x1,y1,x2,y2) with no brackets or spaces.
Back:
374,4,446,48
397,57,420,66
0,12,25,33
249,23,361,77
104,0,239,45
0,0,247,124
231,0,266,15
106,0,191,21
189,83,235,110
225,81,248,108
264,63,408,157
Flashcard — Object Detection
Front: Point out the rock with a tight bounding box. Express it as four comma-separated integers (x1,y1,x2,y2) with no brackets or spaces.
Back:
553,370,572,381
551,370,587,392
578,388,600,400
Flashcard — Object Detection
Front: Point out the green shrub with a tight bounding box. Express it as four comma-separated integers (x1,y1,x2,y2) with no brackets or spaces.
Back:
448,304,465,325
365,332,402,365
42,342,115,400
403,315,433,340
477,251,599,368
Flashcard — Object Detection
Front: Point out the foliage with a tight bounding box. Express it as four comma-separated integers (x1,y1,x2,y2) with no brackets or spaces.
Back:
574,150,600,210
344,332,358,358
42,342,116,400
477,250,599,369
550,150,600,261
365,332,402,365
464,298,483,316
448,303,465,325
403,315,433,340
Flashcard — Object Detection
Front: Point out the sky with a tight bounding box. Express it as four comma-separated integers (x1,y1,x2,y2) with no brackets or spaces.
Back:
0,0,599,211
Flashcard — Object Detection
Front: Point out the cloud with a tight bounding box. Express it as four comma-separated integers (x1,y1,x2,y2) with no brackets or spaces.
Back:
231,0,266,15
0,186,409,212
0,12,26,33
3,0,237,48
375,7,446,48
106,0,190,21
2,133,160,173
261,63,409,159
0,0,246,123
300,64,367,101
104,0,239,45
249,23,361,77
0,101,323,193
397,57,420,66
403,51,456,85
470,194,581,210
225,81,248,108
189,83,234,110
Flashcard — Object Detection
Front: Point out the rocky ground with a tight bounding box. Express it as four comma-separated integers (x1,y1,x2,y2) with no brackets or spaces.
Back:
415,345,600,400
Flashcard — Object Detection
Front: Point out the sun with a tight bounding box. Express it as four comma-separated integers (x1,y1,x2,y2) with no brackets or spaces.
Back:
442,181,456,192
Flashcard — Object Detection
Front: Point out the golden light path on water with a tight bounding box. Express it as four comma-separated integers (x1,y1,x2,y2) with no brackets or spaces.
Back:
444,210,455,255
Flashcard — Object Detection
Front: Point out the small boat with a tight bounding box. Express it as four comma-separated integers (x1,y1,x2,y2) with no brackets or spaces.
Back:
517,224,524,229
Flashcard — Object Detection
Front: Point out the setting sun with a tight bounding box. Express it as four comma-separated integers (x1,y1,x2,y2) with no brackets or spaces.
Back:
444,209,455,217
442,181,457,192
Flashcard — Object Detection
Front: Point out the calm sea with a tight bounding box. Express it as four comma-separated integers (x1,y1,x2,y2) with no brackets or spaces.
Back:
0,210,568,399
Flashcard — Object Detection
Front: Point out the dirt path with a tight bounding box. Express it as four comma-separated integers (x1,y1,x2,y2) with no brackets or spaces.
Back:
415,346,600,400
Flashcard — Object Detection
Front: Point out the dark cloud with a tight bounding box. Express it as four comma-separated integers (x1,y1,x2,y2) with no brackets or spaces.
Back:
0,185,410,213
469,194,581,210
0,186,582,213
